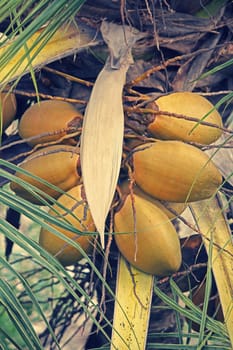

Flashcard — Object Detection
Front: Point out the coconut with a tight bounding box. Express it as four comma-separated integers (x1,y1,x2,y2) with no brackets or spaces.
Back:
10,145,80,204
114,193,182,276
132,140,222,202
147,92,223,144
19,100,82,145
39,185,95,266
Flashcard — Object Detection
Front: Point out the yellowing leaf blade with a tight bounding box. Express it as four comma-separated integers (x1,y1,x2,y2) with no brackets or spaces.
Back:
111,255,154,350
191,196,233,346
0,22,99,85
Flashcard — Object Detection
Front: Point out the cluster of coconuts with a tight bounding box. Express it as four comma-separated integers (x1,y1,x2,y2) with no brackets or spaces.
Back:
10,100,96,266
114,92,223,276
10,92,223,276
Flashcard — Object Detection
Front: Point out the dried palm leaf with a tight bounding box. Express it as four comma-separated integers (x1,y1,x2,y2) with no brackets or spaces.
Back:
80,21,142,247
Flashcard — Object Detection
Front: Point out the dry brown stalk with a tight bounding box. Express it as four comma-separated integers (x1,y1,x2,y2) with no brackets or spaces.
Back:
8,88,87,105
125,106,233,134
42,66,94,87
126,45,228,88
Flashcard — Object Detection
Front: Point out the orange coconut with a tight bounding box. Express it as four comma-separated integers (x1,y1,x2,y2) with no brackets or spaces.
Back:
132,141,222,203
10,145,80,204
18,100,82,145
147,92,222,144
114,193,182,276
39,185,95,266
0,92,17,130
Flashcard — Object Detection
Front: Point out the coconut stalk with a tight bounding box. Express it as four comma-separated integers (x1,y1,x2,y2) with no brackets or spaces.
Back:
80,21,143,247
191,196,233,346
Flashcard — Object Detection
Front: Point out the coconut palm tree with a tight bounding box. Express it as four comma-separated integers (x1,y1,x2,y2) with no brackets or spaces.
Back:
0,1,233,349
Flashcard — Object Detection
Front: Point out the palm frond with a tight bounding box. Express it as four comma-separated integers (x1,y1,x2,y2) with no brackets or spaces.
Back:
0,0,90,86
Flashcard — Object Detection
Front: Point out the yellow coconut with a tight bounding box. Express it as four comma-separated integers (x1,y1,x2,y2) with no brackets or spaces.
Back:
114,193,182,276
18,100,82,145
132,141,222,202
0,92,17,130
10,145,80,204
147,92,222,144
120,180,187,219
39,185,95,266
